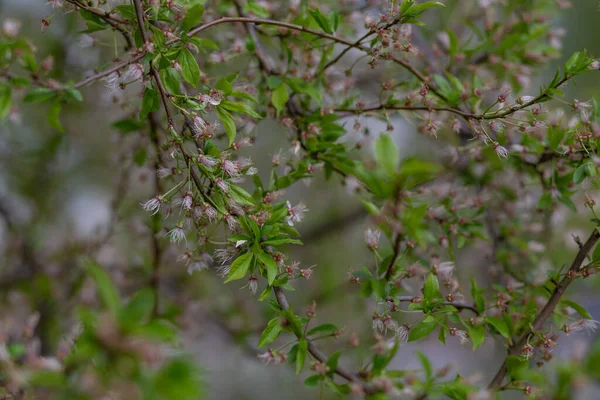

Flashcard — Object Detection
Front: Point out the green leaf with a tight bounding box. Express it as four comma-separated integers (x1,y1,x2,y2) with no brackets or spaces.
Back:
258,317,282,347
408,318,438,342
261,237,303,246
307,323,338,337
47,100,64,133
423,274,440,302
215,77,233,95
229,184,256,206
140,87,160,118
178,48,200,87
0,84,11,120
216,106,236,146
506,355,528,381
468,324,485,350
309,8,332,33
374,133,399,176
225,252,254,283
485,316,510,339
574,164,588,184
134,147,147,166
86,260,120,315
112,118,145,133
271,84,289,116
562,299,593,319
470,278,485,313
24,88,56,103
267,76,283,89
304,375,323,387
119,288,155,326
153,358,202,400
181,4,204,32
416,351,432,379
327,350,341,373
64,87,83,102
296,339,308,374
408,1,445,16
257,250,278,286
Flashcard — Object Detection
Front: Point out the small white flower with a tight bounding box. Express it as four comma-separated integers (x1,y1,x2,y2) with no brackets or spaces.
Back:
216,264,230,278
157,167,172,178
221,159,241,178
565,319,600,335
141,196,162,215
77,34,95,48
365,228,381,250
434,261,454,278
450,328,469,345
248,275,258,295
103,72,121,94
286,201,308,226
192,115,207,132
199,92,222,106
2,18,21,37
492,142,509,159
372,314,384,332
395,324,410,343
224,214,238,231
198,154,218,168
187,253,212,275
215,178,229,193
166,226,186,243
517,95,535,105
527,241,545,253
180,192,193,210
214,248,238,265
235,240,247,248
203,203,217,222
124,63,144,82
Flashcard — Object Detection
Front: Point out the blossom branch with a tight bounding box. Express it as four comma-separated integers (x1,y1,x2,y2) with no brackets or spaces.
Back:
273,287,372,393
488,226,600,389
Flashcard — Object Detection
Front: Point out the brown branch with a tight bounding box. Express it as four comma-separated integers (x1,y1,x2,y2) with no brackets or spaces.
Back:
487,226,600,390
148,112,163,317
336,104,476,119
66,0,133,49
384,234,403,280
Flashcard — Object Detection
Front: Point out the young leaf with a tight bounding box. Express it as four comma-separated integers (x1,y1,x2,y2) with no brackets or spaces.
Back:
0,84,11,120
408,318,438,342
374,133,399,177
307,324,338,337
178,48,201,87
423,274,440,302
485,316,510,339
271,84,289,116
468,324,485,350
562,299,593,319
181,4,204,32
258,318,282,348
257,250,278,286
296,339,308,374
86,259,121,315
216,106,236,145
47,100,64,133
225,252,254,283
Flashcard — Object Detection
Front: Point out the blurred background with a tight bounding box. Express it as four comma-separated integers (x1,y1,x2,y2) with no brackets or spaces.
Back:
1,0,600,399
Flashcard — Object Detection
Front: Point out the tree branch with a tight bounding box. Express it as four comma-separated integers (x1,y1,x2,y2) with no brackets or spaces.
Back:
487,226,600,389
273,287,372,393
